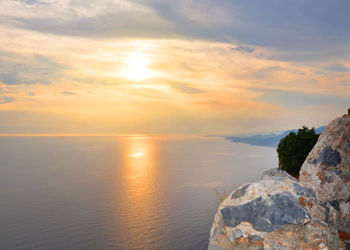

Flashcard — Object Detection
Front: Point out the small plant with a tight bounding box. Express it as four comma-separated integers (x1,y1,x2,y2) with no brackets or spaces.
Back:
277,126,319,177
215,189,228,203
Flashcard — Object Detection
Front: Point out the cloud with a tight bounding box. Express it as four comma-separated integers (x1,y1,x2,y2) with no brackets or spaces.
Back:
0,53,66,85
1,0,169,39
0,2,349,134
230,45,255,54
265,47,350,63
167,80,204,94
61,91,76,95
1,0,349,54
0,96,15,104
323,63,349,72
254,88,350,108
15,0,50,6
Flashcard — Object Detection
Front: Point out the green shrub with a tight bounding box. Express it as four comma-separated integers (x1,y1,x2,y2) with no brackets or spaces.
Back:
277,126,319,176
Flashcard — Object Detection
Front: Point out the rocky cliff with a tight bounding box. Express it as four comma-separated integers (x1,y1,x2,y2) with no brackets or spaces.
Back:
209,114,350,249
299,115,350,237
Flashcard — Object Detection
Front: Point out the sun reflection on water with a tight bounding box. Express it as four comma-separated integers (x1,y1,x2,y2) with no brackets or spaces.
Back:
124,136,154,179
114,136,166,248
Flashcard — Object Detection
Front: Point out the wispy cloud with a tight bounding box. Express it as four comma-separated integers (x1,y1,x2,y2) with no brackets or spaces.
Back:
0,96,15,104
0,51,65,85
230,45,255,54
0,1,349,134
1,1,349,52
253,88,350,108
61,91,76,95
323,63,349,72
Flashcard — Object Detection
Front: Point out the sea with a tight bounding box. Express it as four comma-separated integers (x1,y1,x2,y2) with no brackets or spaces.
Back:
0,135,277,249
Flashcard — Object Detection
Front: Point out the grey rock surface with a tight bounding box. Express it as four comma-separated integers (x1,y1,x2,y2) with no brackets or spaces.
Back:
208,168,341,249
221,192,310,232
318,146,342,167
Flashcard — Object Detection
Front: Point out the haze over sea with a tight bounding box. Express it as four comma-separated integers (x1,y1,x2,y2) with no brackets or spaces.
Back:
0,135,277,249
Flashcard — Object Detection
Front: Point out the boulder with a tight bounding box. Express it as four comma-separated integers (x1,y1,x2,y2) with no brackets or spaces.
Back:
208,169,342,249
299,115,350,236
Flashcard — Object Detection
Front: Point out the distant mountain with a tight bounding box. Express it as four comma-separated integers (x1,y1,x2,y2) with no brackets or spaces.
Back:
225,126,326,147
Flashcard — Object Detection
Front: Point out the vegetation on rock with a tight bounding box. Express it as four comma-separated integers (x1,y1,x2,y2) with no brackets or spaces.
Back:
277,126,319,176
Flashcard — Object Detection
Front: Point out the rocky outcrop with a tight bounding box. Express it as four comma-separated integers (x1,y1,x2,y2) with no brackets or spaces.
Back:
209,114,350,249
208,169,341,249
300,115,350,237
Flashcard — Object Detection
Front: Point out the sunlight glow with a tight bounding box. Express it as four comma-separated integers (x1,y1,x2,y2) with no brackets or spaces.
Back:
116,136,159,246
129,151,145,158
130,84,170,91
121,52,156,81
122,137,155,181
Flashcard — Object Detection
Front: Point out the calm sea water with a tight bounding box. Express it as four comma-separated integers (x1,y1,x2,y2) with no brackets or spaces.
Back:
0,136,277,250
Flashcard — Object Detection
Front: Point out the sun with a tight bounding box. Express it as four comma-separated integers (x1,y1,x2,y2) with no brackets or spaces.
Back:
121,52,156,81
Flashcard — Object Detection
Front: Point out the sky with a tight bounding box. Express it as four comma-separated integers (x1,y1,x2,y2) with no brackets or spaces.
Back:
0,0,349,134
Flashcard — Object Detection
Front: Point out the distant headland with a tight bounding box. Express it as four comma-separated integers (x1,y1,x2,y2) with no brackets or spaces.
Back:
225,126,326,147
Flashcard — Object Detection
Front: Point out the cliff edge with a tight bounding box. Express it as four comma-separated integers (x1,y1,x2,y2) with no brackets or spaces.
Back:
209,114,350,249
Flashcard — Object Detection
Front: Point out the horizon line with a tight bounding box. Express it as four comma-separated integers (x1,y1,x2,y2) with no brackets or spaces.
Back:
0,133,213,137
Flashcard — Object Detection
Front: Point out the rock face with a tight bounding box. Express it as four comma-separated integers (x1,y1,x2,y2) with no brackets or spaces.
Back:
208,169,341,249
299,115,350,235
209,114,350,249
